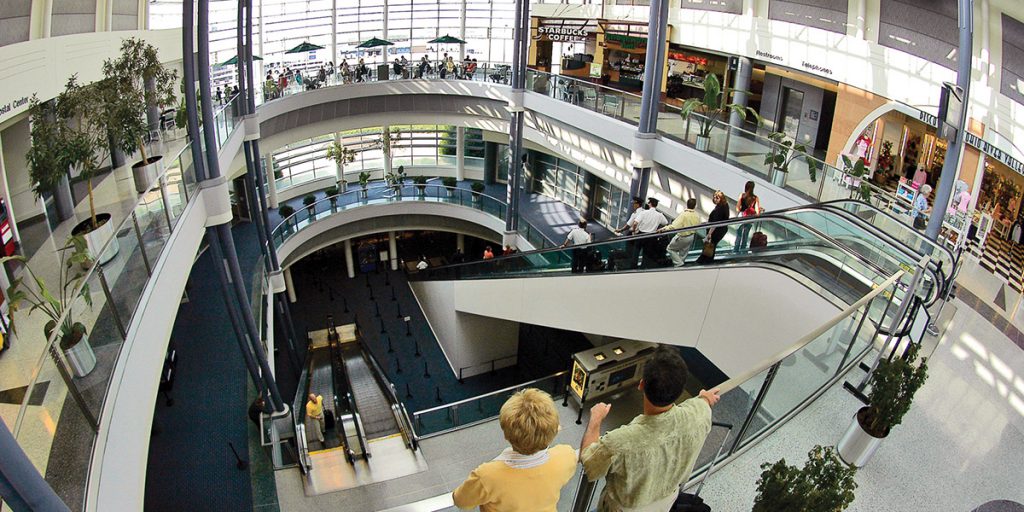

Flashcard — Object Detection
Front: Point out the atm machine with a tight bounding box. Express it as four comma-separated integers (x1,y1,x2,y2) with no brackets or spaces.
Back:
567,340,657,423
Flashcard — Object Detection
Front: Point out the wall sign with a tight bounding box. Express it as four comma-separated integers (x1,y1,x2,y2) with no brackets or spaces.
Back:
0,96,30,118
536,26,590,42
916,109,1024,176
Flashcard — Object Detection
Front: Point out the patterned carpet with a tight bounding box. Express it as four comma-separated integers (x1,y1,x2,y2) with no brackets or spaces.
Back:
967,233,1024,293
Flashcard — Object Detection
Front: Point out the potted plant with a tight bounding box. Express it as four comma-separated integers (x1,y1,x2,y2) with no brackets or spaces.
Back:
25,96,76,223
104,38,178,194
471,181,485,203
325,139,356,192
753,445,857,512
278,204,296,233
324,186,339,210
762,132,822,188
678,74,759,152
59,77,122,265
837,343,928,467
303,195,317,218
2,236,96,377
413,175,428,196
442,176,457,197
840,155,872,201
386,165,406,198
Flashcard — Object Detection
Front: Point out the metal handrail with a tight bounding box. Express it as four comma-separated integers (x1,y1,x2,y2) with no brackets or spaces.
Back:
413,369,570,418
413,210,896,286
717,269,904,396
353,330,418,451
819,199,955,267
332,337,369,459
458,354,518,382
326,329,355,462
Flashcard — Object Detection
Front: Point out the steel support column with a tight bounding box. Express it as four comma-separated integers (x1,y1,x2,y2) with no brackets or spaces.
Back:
629,0,669,200
926,0,974,241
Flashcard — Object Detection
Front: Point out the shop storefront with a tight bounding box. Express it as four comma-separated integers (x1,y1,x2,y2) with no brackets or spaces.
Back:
976,156,1024,243
852,110,947,194
530,19,599,78
665,45,730,103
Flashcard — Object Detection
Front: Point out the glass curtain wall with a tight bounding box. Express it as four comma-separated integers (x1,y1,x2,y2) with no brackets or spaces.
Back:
533,153,588,211
271,125,485,189
152,0,515,71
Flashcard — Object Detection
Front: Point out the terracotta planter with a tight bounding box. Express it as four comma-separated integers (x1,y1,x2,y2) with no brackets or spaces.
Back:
71,213,119,265
837,407,887,467
132,155,164,194
695,135,711,152
63,333,96,378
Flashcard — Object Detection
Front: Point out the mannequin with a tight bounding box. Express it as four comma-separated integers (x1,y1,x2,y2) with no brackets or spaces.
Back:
953,180,971,213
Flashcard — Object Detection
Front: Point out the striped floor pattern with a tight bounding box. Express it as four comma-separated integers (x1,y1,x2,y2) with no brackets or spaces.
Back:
967,234,1024,293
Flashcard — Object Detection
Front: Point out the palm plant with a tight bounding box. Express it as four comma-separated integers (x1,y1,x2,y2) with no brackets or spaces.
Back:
678,74,759,142
358,171,372,190
2,236,93,353
841,155,872,201
763,132,822,182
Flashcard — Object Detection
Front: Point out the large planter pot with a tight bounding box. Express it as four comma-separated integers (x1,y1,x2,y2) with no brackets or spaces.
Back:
769,166,789,188
416,186,427,197
446,188,456,198
63,333,96,378
837,407,886,467
71,213,119,265
132,155,164,194
359,187,368,200
695,135,711,152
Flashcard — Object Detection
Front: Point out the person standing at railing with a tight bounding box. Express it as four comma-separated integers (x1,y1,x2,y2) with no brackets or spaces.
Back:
580,348,721,512
734,181,762,252
306,393,325,444
562,220,593,273
658,198,700,267
453,389,577,512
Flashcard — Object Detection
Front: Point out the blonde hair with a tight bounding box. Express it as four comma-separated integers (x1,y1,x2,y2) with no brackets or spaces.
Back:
499,388,560,455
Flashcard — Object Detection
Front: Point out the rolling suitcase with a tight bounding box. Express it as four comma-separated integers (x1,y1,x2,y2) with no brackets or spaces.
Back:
671,422,733,512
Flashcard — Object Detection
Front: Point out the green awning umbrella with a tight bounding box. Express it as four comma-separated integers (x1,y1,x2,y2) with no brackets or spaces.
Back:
356,37,394,49
221,54,262,66
428,34,467,45
285,41,326,54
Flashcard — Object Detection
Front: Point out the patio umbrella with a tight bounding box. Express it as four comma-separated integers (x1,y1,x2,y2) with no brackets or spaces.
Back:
221,54,262,66
356,37,395,66
285,41,325,54
428,34,467,66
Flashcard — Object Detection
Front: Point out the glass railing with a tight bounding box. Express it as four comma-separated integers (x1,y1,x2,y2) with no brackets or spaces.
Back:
9,101,243,511
822,200,955,276
520,69,907,210
274,158,485,196
412,370,569,437
570,268,906,510
269,184,556,250
413,212,896,308
257,60,513,104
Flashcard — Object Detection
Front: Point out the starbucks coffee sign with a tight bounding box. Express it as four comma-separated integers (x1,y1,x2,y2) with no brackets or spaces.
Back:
537,26,589,42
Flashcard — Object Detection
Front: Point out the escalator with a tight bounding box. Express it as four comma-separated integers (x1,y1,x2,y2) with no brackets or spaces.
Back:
339,344,400,440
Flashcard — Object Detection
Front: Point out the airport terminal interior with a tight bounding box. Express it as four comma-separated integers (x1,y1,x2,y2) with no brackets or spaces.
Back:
1,0,1024,511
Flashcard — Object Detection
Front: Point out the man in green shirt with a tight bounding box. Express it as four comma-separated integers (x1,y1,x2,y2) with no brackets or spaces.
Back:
580,348,720,512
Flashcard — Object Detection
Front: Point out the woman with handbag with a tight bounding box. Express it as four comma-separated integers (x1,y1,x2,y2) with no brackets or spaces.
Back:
734,181,762,252
698,191,730,264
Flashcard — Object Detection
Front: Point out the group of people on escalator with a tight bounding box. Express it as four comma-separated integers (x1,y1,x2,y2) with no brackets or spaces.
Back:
562,181,765,273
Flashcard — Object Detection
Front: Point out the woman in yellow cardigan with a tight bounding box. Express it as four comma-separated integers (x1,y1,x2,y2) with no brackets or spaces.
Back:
453,389,577,512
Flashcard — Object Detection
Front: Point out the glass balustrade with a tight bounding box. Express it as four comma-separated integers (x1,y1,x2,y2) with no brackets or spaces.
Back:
269,184,557,251
9,101,243,510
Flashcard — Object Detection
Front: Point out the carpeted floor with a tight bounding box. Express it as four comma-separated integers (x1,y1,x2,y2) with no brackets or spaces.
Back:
144,222,265,512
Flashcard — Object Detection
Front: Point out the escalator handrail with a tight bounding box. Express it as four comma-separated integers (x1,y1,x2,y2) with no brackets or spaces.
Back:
411,210,895,283
326,336,354,461
352,331,419,450
332,338,370,459
816,199,955,266
808,204,945,304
